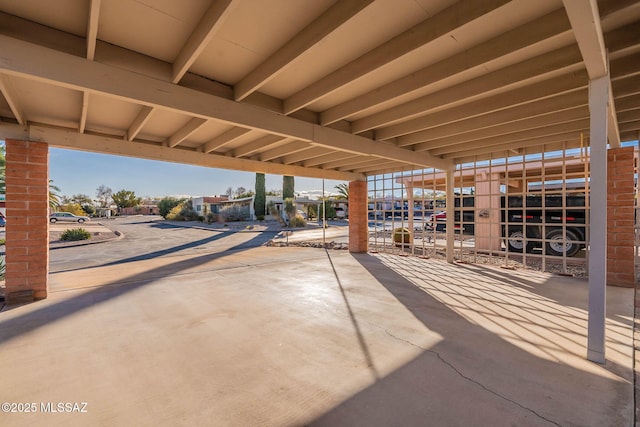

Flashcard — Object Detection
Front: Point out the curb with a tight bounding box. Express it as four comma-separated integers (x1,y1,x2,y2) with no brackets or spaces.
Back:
164,221,284,234
49,230,124,250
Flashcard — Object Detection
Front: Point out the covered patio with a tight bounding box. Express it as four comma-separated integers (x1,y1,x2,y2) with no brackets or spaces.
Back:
0,0,639,392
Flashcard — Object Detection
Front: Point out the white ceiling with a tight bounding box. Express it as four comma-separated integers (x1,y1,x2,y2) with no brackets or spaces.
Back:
0,0,638,180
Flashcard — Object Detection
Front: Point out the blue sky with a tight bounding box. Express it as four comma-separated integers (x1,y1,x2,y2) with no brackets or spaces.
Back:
49,147,347,200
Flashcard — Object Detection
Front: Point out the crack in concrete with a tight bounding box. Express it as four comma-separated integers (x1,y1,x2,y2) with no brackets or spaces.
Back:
324,250,562,426
380,327,562,427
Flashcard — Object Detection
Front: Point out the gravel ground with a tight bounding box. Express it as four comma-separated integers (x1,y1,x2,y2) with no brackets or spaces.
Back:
267,240,349,250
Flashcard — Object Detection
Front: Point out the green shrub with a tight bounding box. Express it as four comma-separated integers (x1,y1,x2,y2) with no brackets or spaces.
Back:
158,197,184,218
166,204,184,220
319,203,336,220
284,197,296,219
0,255,5,281
267,201,278,217
219,204,250,222
307,205,317,220
288,215,307,228
58,203,88,217
61,228,92,241
182,208,199,221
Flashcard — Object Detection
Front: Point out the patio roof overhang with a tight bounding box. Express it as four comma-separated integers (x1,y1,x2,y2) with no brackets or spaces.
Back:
0,0,637,179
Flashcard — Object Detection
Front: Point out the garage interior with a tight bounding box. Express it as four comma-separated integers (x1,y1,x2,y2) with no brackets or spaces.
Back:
1,0,640,424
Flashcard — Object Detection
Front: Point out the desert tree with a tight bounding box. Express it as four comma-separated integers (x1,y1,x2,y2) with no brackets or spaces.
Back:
254,173,266,217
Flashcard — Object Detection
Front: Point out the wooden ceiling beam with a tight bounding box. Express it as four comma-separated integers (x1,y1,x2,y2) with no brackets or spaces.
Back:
27,124,364,181
234,0,374,101
166,117,208,148
302,151,355,167
378,53,640,142
320,155,377,170
355,24,638,134
79,92,90,133
444,131,584,160
353,44,586,133
430,119,589,157
172,0,235,84
321,7,572,125
454,137,585,164
563,0,620,147
0,74,26,125
232,135,285,158
127,106,154,141
255,141,310,162
377,71,589,140
619,119,640,134
351,161,408,175
0,35,449,170
200,127,252,154
396,90,588,147
339,160,393,172
86,0,101,61
618,109,640,124
280,147,330,165
283,0,510,115
414,107,589,152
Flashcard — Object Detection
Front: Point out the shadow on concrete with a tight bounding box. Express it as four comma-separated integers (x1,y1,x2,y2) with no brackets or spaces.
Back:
53,227,278,274
0,232,271,345
98,231,230,266
309,253,632,427
148,221,188,229
454,261,634,330
323,249,380,380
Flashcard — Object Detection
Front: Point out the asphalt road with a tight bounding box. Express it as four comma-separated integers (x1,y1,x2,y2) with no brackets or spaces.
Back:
49,216,279,273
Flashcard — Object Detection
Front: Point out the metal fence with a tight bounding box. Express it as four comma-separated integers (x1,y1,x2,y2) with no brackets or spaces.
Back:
367,143,593,276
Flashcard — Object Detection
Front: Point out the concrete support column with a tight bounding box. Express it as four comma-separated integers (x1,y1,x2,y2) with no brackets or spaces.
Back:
5,139,49,304
348,180,368,253
587,75,609,364
446,169,455,263
607,146,635,287
475,171,502,251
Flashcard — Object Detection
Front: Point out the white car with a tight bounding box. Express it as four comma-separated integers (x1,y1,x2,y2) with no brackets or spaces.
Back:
49,212,90,223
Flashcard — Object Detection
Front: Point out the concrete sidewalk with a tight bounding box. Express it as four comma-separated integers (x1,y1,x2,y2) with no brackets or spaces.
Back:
0,247,633,426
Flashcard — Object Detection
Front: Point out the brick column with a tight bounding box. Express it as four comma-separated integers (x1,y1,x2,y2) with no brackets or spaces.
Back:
348,180,368,253
607,146,635,287
5,140,49,303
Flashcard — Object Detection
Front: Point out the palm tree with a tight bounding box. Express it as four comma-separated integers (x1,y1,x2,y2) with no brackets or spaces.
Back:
49,180,61,210
334,183,349,199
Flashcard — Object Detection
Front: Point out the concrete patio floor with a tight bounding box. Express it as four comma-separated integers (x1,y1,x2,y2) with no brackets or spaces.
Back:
0,246,634,426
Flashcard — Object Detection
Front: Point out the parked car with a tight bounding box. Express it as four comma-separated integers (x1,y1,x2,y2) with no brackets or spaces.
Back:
368,210,383,220
0,217,5,227
49,212,90,223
